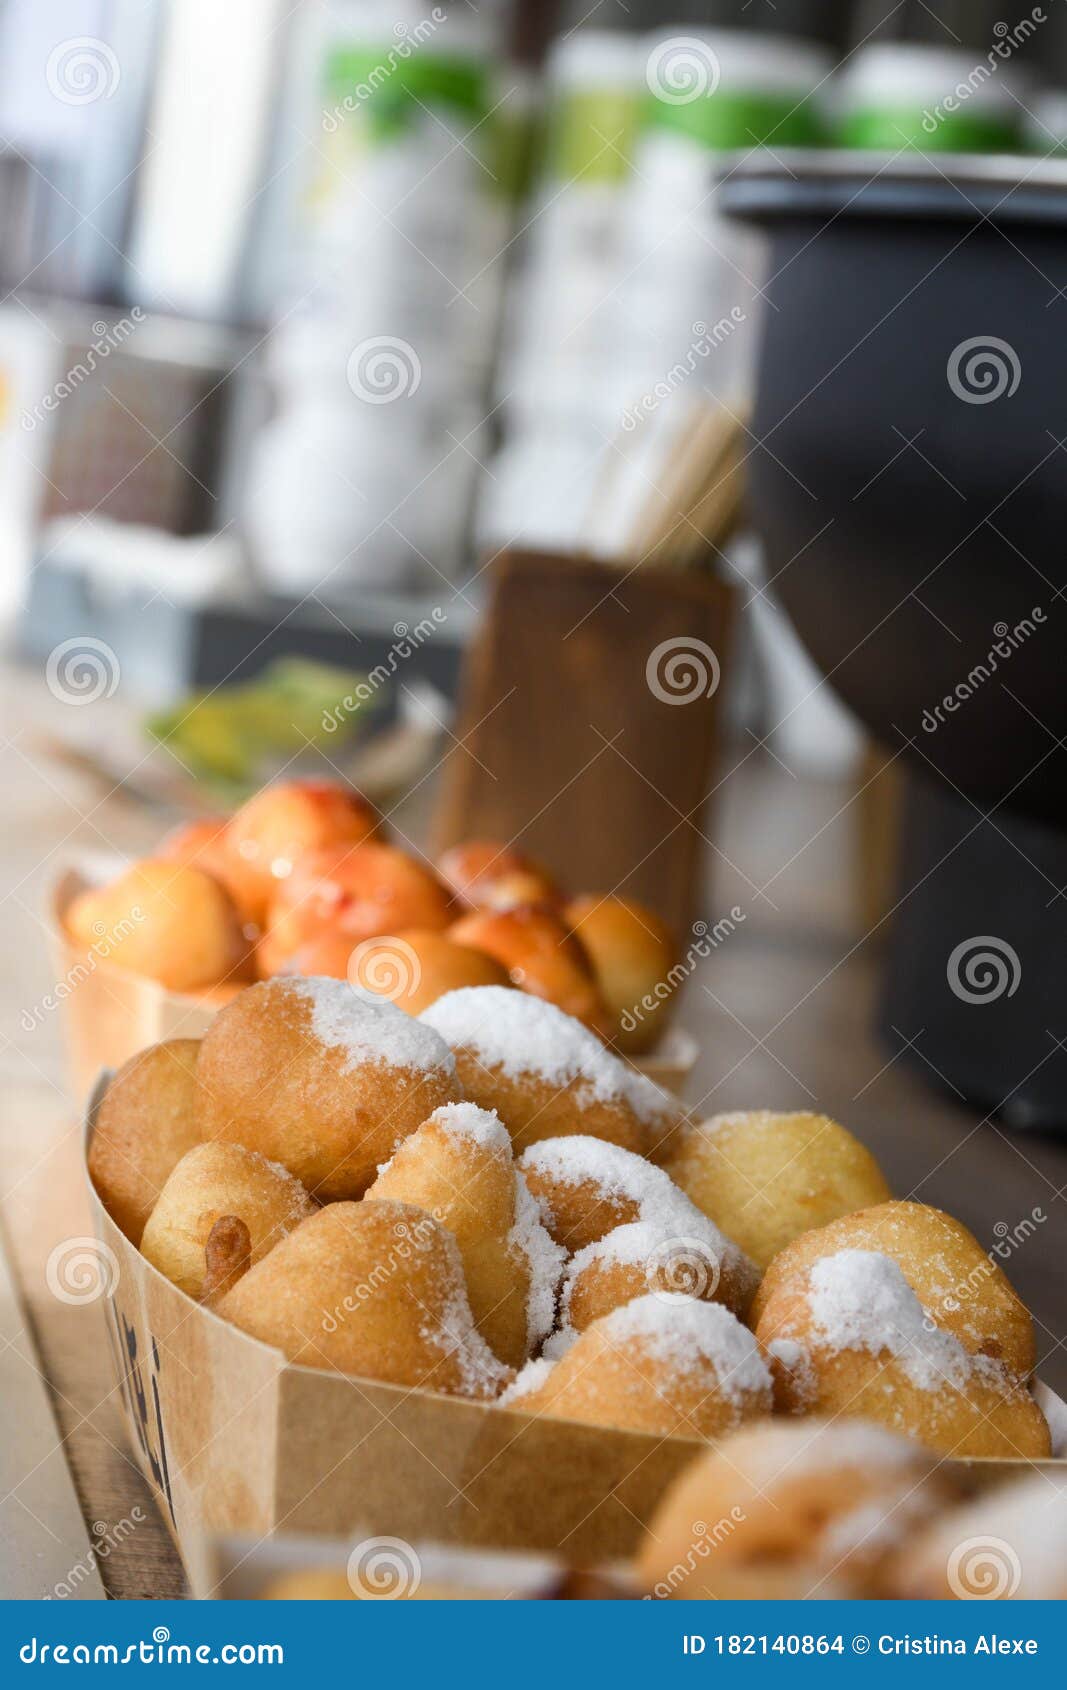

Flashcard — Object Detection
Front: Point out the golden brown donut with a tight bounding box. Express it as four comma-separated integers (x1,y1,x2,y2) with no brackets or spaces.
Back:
89,1039,203,1243
259,842,454,978
196,977,460,1199
345,928,511,1012
637,1419,957,1600
660,1111,892,1271
755,1247,1050,1459
437,840,561,912
518,1136,758,1323
224,778,380,927
504,1294,772,1440
565,895,677,1055
159,816,260,931
140,1141,314,1298
67,859,249,993
751,1199,1035,1377
888,1472,1067,1600
419,986,681,1156
366,1103,564,1368
217,1200,511,1398
449,906,610,1035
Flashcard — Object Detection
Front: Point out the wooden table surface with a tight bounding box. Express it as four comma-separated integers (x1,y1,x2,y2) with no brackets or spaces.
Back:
2,665,1065,1599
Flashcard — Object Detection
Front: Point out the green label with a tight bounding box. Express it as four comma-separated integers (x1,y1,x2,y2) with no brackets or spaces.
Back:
839,105,1021,154
545,87,641,185
323,45,487,141
646,88,826,151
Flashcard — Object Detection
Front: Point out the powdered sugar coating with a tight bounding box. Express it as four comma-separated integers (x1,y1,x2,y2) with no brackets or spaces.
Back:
425,1101,512,1156
419,987,675,1124
499,1356,555,1406
510,1174,565,1352
287,976,455,1076
419,1228,512,1399
601,1295,772,1408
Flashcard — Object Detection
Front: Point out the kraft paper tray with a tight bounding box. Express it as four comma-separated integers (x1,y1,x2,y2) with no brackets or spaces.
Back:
82,1076,1067,1590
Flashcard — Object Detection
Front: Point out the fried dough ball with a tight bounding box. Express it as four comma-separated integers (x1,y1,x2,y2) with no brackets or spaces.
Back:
366,1103,564,1368
437,840,561,912
224,779,380,927
504,1295,771,1440
888,1472,1067,1600
519,1136,758,1323
196,977,460,1199
638,1419,957,1600
750,1200,1035,1377
89,1039,202,1243
140,1141,315,1299
660,1111,892,1271
755,1248,1050,1459
67,859,248,994
259,842,453,978
346,928,511,1013
419,987,681,1156
217,1200,511,1398
159,817,260,930
564,896,677,1055
450,906,609,1035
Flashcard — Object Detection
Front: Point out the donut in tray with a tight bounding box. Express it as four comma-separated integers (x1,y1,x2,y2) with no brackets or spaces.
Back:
89,1038,203,1242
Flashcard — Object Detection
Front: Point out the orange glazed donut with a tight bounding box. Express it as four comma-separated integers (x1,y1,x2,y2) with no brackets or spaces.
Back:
259,842,454,978
67,858,248,993
449,906,609,1034
346,928,511,1013
437,840,561,912
565,895,678,1055
224,778,380,926
195,976,461,1199
419,986,682,1155
158,816,260,931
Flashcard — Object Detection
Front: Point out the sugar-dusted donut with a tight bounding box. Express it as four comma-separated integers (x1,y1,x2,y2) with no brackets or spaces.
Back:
638,1419,957,1600
888,1472,1067,1600
67,859,248,993
259,841,454,978
217,1199,511,1398
660,1110,892,1270
419,986,681,1155
503,1294,772,1439
755,1248,1050,1459
449,907,609,1034
366,1102,564,1368
140,1141,314,1298
89,1039,203,1243
223,778,380,926
564,895,677,1055
751,1199,1035,1377
196,977,460,1199
518,1136,758,1322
